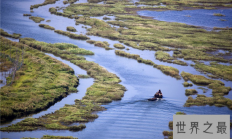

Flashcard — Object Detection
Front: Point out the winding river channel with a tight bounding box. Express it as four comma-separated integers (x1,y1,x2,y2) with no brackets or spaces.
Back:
1,0,232,138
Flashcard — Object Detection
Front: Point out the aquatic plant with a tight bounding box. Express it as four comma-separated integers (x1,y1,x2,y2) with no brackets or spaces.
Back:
0,29,22,39
155,51,174,61
173,60,187,66
213,13,225,16
39,24,55,30
78,74,90,78
181,71,224,85
154,64,181,79
185,89,198,96
23,14,31,16
137,58,155,66
194,62,232,81
115,50,140,59
29,16,45,23
67,26,77,32
184,95,232,109
113,43,125,49
30,0,59,9
163,131,173,136
182,82,193,87
54,30,89,40
103,16,111,20
173,49,228,62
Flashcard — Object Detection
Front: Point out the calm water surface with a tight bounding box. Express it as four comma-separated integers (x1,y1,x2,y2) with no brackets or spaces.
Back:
1,0,232,138
137,9,232,29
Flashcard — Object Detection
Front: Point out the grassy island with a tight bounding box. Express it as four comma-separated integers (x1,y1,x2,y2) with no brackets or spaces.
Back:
39,24,55,30
67,26,77,32
29,16,45,23
114,43,125,49
0,37,79,123
86,40,112,50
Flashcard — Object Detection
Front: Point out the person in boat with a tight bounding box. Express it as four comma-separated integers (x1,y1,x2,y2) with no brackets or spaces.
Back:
154,89,163,98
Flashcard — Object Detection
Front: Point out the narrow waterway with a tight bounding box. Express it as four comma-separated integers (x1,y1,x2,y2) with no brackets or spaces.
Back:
1,0,232,138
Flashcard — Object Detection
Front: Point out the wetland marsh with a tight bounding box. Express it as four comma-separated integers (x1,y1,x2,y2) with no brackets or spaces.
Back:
1,0,232,138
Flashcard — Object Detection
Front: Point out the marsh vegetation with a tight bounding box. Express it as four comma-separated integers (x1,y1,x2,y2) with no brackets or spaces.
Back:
39,24,55,30
0,37,79,123
29,16,45,23
1,37,126,131
0,29,22,39
54,30,89,40
67,26,77,32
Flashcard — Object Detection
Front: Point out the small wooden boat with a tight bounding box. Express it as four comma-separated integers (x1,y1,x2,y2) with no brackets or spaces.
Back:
148,97,157,101
148,95,163,101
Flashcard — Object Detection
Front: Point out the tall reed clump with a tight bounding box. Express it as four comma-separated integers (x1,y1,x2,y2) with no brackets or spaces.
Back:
0,37,79,123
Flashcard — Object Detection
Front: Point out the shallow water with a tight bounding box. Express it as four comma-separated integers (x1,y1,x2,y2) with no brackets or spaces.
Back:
137,8,232,29
1,0,232,138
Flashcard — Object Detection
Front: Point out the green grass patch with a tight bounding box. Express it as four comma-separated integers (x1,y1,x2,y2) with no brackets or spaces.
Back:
194,62,232,81
182,82,193,87
155,51,174,61
113,43,125,49
67,26,77,32
115,50,140,59
78,74,90,78
30,0,59,9
185,89,198,96
39,24,55,30
154,64,181,79
20,38,93,55
29,16,45,23
54,30,89,40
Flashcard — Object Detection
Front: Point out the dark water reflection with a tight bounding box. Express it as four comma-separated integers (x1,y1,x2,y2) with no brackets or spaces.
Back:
1,0,232,138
